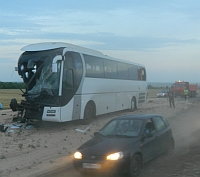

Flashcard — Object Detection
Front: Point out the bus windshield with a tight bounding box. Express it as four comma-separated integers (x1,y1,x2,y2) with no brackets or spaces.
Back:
28,58,61,96
18,48,63,98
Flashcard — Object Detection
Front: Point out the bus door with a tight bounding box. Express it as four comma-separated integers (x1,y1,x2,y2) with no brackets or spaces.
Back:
60,52,83,121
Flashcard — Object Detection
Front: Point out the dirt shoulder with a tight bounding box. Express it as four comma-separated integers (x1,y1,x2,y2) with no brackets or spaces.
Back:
0,97,199,177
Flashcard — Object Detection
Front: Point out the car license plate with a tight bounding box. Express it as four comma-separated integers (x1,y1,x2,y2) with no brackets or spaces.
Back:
82,163,101,169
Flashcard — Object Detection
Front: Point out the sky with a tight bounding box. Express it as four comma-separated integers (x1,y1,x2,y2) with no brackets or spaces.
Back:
0,0,200,83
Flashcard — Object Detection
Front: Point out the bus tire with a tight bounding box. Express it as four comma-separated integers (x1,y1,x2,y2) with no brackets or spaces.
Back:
82,102,95,125
130,97,136,112
10,98,18,111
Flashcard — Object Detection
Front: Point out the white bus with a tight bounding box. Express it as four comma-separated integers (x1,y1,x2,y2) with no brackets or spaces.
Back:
10,42,147,124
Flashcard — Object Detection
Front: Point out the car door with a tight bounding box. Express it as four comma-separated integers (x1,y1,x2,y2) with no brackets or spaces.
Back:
152,116,169,154
140,118,159,162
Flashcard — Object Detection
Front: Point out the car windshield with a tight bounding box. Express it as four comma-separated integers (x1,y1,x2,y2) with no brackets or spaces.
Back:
99,119,142,137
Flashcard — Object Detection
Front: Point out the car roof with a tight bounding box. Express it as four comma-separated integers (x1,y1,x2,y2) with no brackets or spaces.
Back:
114,114,164,121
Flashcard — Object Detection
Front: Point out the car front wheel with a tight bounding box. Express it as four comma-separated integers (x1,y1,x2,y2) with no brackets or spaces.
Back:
128,154,142,177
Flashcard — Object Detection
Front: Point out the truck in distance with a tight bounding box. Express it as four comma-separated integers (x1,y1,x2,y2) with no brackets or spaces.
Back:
172,80,198,97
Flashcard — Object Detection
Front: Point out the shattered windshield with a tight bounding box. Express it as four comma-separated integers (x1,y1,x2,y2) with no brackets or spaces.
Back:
28,58,61,96
18,48,63,97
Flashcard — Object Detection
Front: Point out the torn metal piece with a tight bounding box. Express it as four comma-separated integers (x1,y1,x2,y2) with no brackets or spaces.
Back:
7,130,14,133
0,124,8,132
75,126,90,133
25,125,35,130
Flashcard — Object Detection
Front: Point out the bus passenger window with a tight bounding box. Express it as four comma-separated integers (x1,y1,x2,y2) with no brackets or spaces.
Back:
104,60,117,79
138,68,146,81
128,65,138,80
84,54,104,78
117,62,128,79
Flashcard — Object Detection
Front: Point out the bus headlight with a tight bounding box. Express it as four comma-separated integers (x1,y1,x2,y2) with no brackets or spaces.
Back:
106,152,123,160
74,151,82,159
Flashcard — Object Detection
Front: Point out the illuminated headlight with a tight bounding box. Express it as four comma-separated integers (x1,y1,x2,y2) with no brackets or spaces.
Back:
74,151,82,159
106,152,123,160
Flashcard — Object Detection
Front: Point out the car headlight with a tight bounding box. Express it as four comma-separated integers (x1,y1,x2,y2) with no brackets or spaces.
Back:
74,151,82,159
106,152,123,160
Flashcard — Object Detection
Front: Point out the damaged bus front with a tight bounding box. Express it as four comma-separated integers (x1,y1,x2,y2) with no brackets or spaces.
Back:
11,42,147,124
10,43,84,122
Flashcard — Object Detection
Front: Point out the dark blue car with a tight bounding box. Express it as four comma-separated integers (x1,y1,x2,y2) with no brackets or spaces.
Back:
73,114,174,177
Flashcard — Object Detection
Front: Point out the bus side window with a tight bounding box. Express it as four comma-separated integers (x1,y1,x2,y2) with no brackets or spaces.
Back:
128,65,138,80
138,68,146,81
84,54,104,78
104,59,117,79
66,69,74,89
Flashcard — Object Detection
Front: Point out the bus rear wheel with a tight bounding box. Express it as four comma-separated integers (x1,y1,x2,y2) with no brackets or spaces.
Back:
83,103,95,125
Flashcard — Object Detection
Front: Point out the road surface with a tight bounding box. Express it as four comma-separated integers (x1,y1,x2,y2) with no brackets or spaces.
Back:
35,98,200,177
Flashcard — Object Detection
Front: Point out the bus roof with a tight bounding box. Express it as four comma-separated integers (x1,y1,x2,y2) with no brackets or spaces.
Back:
21,42,104,56
21,42,145,67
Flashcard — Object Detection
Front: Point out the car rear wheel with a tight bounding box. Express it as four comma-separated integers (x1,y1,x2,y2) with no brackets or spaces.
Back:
166,138,174,155
128,154,142,177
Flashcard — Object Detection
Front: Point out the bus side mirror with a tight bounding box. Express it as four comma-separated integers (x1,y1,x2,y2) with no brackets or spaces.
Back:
52,55,63,73
52,63,57,73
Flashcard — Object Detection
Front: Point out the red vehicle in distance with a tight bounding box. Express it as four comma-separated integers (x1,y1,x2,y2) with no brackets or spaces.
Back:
172,81,198,97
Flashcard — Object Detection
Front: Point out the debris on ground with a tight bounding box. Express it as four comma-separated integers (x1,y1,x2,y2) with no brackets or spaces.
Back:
74,126,91,133
0,124,8,132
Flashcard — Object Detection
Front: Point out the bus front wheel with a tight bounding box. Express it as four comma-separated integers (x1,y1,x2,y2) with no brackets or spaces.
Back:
83,103,95,125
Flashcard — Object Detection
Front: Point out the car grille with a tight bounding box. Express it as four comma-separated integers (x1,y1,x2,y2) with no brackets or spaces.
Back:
83,155,105,161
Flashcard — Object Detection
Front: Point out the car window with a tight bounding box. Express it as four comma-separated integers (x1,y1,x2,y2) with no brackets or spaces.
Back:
100,120,117,135
100,119,142,137
152,116,166,131
161,116,169,126
144,119,156,134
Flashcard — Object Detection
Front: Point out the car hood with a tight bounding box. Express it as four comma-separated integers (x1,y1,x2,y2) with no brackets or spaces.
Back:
78,136,140,155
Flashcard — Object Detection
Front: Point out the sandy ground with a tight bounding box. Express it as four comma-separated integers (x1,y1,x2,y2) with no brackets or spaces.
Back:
0,97,199,177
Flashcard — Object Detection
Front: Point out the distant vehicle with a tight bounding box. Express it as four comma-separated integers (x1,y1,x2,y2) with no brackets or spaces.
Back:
157,90,168,98
73,114,175,177
172,81,198,97
10,42,147,124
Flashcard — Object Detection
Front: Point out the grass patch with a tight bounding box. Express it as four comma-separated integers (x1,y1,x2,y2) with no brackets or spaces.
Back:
0,89,24,109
